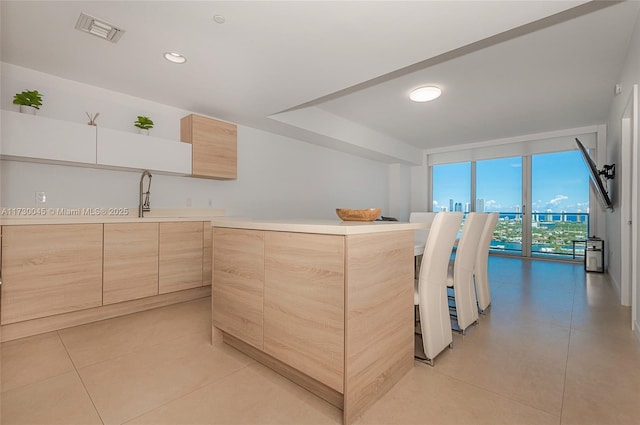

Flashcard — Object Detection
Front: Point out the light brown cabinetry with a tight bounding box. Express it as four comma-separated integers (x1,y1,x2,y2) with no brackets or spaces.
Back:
103,222,159,305
212,226,414,424
159,222,203,294
202,223,212,286
264,232,345,392
180,114,237,180
212,228,264,349
1,224,103,324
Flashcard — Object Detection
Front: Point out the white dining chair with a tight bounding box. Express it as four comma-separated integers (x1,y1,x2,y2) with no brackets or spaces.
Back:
414,212,463,366
447,212,487,334
475,212,499,314
409,212,437,257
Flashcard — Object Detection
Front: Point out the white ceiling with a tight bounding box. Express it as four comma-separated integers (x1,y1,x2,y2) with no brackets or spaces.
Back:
2,1,639,163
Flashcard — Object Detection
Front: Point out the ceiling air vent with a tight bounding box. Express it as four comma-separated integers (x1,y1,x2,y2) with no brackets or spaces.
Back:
75,13,124,43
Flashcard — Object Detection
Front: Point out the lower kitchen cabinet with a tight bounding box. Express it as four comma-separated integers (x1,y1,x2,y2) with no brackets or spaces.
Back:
103,222,159,305
0,224,103,324
264,231,345,392
203,223,212,286
159,221,203,294
212,228,265,349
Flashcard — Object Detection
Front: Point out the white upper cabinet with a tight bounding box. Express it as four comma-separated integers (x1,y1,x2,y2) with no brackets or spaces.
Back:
1,110,96,164
1,110,192,175
96,127,191,175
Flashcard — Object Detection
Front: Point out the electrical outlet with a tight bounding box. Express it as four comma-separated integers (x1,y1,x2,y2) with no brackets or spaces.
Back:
35,191,46,204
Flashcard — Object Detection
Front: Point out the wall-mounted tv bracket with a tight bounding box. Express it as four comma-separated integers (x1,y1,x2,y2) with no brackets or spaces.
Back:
599,164,615,180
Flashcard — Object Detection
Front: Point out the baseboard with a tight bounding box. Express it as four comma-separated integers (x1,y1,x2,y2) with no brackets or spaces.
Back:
634,320,640,344
1,286,211,342
608,272,622,302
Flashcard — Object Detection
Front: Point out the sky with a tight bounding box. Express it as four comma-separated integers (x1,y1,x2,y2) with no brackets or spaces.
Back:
433,150,591,213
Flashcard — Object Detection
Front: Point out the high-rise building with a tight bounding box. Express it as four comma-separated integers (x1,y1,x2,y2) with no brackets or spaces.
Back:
546,209,553,222
515,205,520,213
476,198,485,212
464,202,471,213
449,199,454,213
454,202,462,212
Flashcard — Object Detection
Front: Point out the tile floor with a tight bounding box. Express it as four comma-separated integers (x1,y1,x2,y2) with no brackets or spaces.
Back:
1,256,639,425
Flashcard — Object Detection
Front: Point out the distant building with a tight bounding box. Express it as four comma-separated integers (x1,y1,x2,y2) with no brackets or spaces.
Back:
454,202,462,212
449,199,454,213
546,209,553,222
476,198,485,212
464,202,471,213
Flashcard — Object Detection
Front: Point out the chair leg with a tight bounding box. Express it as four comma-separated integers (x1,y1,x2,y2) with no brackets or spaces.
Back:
414,353,434,366
479,303,491,315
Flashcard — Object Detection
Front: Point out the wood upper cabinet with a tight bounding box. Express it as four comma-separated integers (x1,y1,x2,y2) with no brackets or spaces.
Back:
159,222,203,294
180,114,237,180
103,222,159,305
0,224,103,324
212,228,264,349
264,232,345,392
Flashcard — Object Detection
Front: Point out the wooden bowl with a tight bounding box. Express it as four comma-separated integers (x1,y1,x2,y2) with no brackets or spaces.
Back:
336,208,381,222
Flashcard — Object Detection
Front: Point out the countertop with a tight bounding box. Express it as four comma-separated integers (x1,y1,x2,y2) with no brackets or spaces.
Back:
0,208,225,225
210,217,427,235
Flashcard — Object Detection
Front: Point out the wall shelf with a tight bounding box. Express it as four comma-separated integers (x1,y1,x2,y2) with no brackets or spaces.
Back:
97,127,191,175
1,110,96,164
1,110,192,176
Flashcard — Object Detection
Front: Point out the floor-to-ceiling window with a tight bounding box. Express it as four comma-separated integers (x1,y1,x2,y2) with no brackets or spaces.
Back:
430,140,592,261
432,162,470,213
531,150,590,259
476,157,523,255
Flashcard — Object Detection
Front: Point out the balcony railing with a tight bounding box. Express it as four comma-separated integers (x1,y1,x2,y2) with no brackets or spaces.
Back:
488,212,589,259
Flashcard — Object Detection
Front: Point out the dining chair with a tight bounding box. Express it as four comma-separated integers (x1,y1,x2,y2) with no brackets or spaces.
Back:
447,212,487,334
409,212,437,257
475,212,499,314
414,212,463,366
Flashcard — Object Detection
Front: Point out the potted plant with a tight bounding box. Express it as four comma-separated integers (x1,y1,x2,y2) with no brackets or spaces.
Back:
134,116,154,135
13,90,43,115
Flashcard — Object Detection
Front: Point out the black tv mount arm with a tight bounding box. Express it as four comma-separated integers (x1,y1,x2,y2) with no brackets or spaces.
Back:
599,164,615,180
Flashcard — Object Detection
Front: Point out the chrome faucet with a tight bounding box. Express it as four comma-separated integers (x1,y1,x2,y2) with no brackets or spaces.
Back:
139,170,152,217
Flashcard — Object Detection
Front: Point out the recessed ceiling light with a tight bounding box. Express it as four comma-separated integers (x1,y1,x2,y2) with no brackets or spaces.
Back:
409,86,442,102
164,52,187,64
213,14,226,24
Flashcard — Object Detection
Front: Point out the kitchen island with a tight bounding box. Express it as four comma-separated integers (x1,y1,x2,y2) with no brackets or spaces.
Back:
210,218,425,424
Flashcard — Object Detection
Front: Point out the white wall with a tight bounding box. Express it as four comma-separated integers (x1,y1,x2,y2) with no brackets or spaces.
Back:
605,9,640,307
1,63,393,219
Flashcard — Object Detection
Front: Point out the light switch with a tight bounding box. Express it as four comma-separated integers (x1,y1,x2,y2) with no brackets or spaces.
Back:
35,191,46,204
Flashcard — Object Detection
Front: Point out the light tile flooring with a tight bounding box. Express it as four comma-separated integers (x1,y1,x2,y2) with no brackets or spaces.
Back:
2,256,639,425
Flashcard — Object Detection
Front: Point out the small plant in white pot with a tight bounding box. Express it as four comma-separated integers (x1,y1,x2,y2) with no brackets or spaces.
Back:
13,90,43,115
134,116,154,135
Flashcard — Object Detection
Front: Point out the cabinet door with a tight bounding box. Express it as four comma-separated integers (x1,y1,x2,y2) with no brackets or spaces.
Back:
103,222,159,305
159,222,203,294
264,232,345,392
1,224,103,324
180,114,237,180
212,228,264,349
203,223,212,286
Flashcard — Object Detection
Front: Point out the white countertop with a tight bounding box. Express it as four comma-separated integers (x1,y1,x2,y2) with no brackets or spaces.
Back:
0,208,225,225
210,218,427,235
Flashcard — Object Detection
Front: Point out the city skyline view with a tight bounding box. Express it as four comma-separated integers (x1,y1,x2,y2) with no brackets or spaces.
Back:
433,150,590,214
